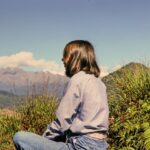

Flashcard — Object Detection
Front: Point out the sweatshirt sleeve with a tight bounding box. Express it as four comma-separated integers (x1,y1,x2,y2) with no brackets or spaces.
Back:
43,78,81,140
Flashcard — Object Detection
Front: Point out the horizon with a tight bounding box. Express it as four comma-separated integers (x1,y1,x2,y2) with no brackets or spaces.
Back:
0,0,149,76
0,61,148,78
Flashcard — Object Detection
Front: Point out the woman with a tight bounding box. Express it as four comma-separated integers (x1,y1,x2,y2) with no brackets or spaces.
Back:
13,40,109,150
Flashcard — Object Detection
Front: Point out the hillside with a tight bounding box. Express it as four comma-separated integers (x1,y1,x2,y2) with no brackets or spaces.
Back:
102,62,150,93
0,91,22,108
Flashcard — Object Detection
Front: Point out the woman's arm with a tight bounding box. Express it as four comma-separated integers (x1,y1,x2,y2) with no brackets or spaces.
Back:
42,78,81,140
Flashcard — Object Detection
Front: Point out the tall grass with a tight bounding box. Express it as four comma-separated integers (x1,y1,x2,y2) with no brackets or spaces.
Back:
19,95,59,135
0,110,21,150
0,95,59,150
108,65,150,149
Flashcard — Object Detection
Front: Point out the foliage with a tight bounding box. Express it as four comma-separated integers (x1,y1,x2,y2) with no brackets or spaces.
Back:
0,110,21,150
107,65,150,150
0,95,59,150
19,95,59,135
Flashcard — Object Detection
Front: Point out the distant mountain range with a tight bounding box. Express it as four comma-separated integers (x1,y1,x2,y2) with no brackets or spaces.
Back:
0,67,69,97
0,62,149,108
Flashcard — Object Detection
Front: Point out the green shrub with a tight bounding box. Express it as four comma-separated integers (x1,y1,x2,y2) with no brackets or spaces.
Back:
18,95,59,135
0,111,21,150
0,95,59,150
108,65,150,149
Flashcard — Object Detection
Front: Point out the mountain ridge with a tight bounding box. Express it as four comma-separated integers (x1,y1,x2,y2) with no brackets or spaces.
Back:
102,62,150,96
0,67,69,97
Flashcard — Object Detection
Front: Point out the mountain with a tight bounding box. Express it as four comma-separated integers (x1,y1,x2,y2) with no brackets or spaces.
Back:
102,62,150,94
0,67,69,98
0,90,19,108
102,62,149,81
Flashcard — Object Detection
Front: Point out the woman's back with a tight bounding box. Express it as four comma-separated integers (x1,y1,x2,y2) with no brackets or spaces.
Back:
57,71,109,134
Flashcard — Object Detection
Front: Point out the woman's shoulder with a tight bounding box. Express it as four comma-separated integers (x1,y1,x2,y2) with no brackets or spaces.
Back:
66,71,106,96
70,71,90,83
70,71,106,88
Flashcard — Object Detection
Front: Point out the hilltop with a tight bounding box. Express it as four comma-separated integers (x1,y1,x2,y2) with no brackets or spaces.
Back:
102,62,150,92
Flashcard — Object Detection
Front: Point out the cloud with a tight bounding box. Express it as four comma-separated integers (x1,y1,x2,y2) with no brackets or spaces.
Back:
100,66,109,77
100,64,123,77
0,51,122,76
111,64,122,72
0,51,65,75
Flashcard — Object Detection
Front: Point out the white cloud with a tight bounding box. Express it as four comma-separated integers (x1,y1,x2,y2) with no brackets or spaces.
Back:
100,64,123,77
0,51,122,76
0,51,65,75
111,64,122,72
100,66,109,77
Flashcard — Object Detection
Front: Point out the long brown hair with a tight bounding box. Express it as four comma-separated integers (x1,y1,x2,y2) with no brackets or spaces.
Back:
62,40,100,77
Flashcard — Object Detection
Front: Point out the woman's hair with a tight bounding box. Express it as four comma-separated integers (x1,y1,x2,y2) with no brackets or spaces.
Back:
62,40,100,77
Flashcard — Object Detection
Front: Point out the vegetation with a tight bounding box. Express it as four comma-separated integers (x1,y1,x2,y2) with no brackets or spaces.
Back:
18,95,59,135
106,63,150,150
0,95,59,150
0,109,21,150
0,62,149,150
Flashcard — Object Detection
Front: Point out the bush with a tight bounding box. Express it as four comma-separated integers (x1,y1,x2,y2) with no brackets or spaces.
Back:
108,65,150,149
0,110,21,150
0,95,59,150
18,95,59,135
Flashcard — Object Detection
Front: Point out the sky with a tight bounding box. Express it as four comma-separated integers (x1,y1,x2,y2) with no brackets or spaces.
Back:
0,0,150,76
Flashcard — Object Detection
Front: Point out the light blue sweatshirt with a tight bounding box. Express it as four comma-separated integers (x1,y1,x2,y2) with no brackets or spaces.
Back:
43,71,109,139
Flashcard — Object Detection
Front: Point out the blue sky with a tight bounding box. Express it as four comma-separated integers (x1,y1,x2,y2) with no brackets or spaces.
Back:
0,0,149,76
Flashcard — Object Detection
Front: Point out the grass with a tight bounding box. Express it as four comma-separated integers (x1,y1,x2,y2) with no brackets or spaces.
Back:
107,64,150,150
0,109,21,150
0,95,59,150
